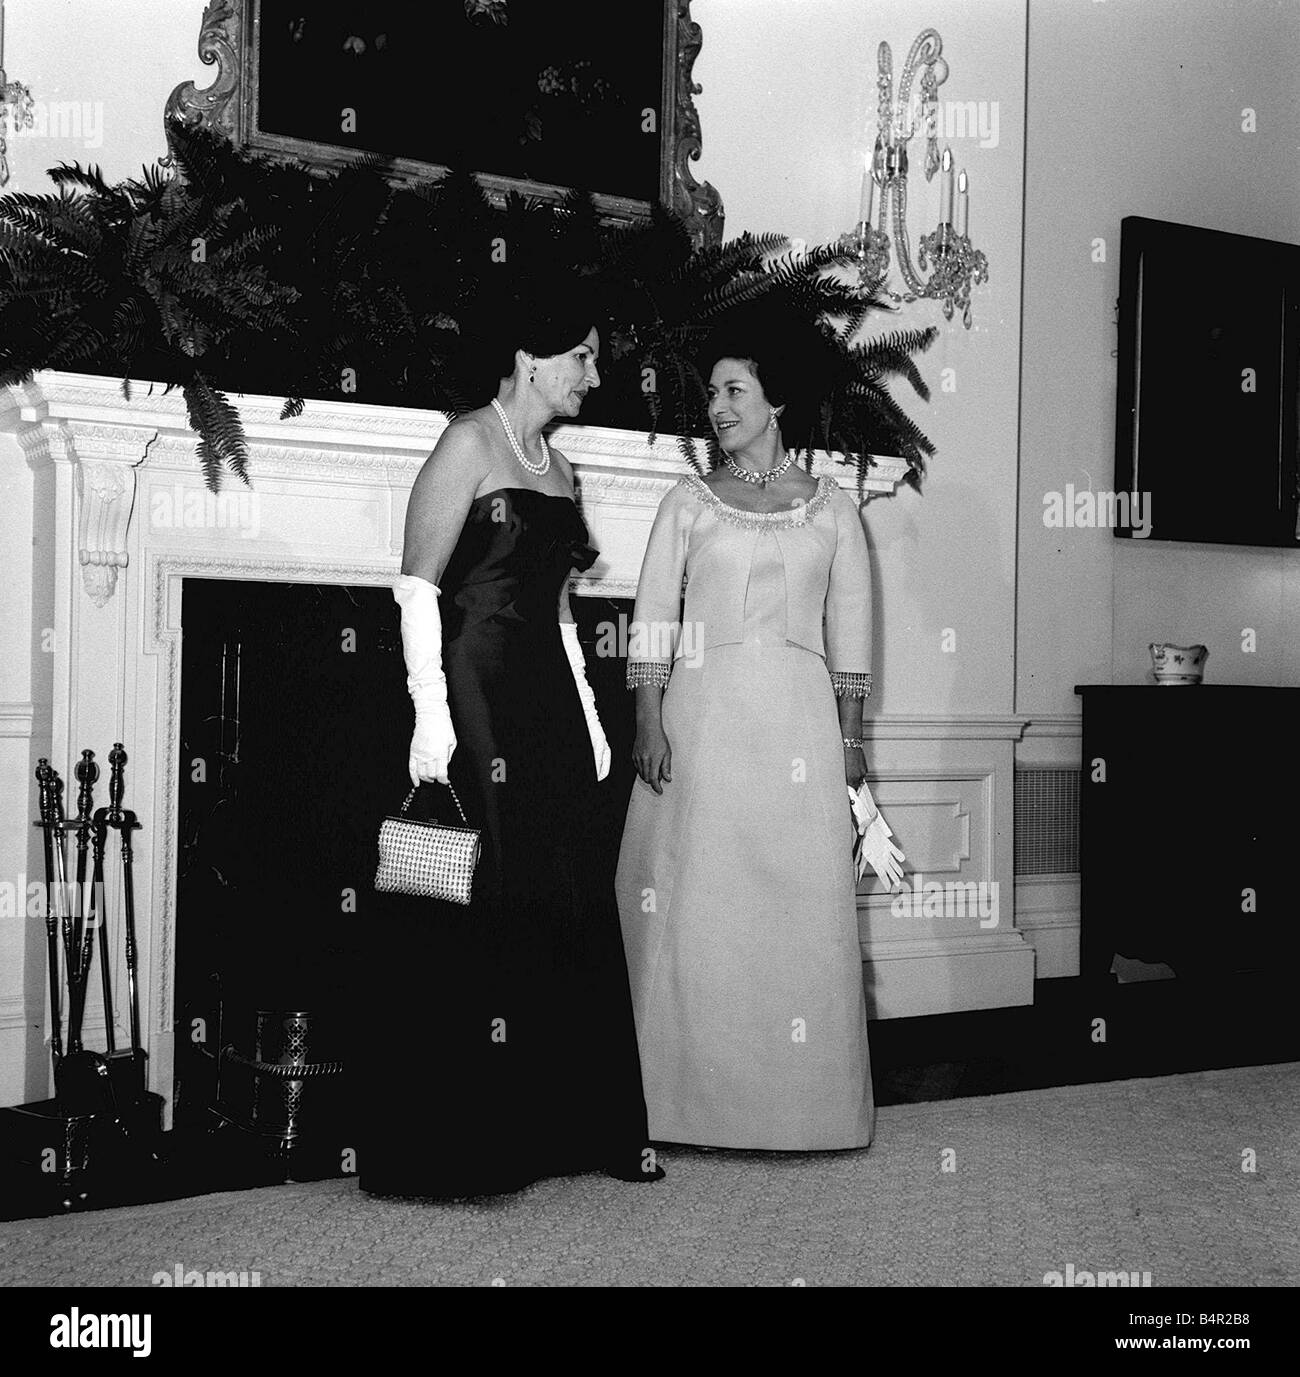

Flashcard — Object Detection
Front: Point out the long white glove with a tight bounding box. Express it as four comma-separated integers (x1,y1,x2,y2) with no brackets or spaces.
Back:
393,573,456,787
848,781,905,888
559,620,611,781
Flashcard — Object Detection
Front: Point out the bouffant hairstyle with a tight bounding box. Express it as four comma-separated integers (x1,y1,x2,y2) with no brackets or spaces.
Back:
695,302,838,451
459,269,605,401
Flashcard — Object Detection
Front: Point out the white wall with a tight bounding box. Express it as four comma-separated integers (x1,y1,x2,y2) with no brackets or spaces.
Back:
694,0,1028,716
0,415,47,1099
1018,0,1300,710
4,0,207,191
1,0,209,1103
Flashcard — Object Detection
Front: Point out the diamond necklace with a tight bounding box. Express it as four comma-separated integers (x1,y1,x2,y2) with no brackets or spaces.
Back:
723,451,795,489
491,398,550,476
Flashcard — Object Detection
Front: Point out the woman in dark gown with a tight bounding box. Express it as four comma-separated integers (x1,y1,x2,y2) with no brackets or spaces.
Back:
358,283,662,1199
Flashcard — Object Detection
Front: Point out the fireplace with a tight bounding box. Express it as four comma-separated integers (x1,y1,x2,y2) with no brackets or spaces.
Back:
1,368,1037,1121
171,576,635,1133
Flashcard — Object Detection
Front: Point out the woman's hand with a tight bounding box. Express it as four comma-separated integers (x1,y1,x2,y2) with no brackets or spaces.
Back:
410,705,456,787
844,744,867,790
633,723,673,794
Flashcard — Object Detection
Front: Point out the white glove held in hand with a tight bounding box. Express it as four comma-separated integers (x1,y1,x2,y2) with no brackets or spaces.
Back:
560,620,611,781
394,574,456,787
848,782,906,889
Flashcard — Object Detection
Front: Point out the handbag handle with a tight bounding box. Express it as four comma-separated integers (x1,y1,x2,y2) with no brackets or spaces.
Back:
399,779,470,827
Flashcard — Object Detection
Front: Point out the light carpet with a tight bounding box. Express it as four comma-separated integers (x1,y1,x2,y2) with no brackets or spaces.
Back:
2,1064,1296,1287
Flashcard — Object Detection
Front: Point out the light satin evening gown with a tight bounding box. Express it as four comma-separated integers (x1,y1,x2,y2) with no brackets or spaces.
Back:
616,474,876,1150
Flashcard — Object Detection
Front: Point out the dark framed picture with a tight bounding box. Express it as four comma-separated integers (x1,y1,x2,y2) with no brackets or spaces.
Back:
167,0,723,245
1113,216,1300,547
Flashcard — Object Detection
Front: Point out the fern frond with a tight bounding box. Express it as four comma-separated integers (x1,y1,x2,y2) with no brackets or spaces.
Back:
184,371,250,489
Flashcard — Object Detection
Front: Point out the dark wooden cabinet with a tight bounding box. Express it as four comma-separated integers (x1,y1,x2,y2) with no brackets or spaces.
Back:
1075,685,1298,982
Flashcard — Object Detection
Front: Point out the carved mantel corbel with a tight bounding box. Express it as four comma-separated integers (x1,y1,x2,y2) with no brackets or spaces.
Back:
76,456,135,608
66,423,159,607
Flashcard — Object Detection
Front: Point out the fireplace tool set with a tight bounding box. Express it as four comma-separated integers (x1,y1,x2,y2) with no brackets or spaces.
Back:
0,744,162,1203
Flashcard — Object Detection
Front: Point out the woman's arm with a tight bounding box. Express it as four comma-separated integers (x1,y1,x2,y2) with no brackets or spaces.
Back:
549,448,609,778
396,420,487,785
401,420,489,582
628,484,691,793
552,448,580,630
839,695,867,789
825,490,874,788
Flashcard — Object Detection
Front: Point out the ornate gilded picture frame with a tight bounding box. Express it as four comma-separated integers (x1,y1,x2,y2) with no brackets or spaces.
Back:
166,0,724,246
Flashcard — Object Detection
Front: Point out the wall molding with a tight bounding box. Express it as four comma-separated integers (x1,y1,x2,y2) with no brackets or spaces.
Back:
1017,713,1082,737
0,703,36,739
0,996,34,1033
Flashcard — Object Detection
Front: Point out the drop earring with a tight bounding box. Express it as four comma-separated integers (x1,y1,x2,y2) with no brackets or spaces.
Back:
767,410,778,431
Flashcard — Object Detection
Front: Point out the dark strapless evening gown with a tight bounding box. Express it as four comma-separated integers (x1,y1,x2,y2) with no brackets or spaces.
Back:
358,488,657,1199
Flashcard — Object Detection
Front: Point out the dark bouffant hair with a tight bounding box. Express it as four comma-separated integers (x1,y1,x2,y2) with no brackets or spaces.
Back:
696,302,838,449
460,270,605,401
697,325,796,408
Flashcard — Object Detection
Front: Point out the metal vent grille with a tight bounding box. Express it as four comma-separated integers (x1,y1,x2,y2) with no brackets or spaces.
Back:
1014,767,1080,874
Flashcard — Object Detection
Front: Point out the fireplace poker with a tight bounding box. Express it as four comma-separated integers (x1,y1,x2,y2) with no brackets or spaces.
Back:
46,770,87,1058
108,745,144,1061
72,750,114,1054
66,742,122,1057
57,768,119,1117
33,759,64,1065
65,822,101,1060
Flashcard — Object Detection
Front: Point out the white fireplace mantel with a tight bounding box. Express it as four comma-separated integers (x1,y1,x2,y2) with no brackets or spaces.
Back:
6,370,911,605
0,370,1036,1116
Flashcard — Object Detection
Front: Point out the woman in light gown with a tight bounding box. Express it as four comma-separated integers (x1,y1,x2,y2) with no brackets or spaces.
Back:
615,325,898,1151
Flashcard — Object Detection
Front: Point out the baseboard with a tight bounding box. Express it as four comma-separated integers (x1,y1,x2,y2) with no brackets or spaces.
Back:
0,1016,39,1107
862,933,1036,1020
1015,874,1080,978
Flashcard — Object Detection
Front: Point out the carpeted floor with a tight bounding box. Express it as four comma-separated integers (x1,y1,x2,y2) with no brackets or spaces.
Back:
2,1063,1296,1287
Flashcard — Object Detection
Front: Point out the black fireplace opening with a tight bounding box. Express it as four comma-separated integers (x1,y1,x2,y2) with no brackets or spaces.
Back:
172,577,637,1148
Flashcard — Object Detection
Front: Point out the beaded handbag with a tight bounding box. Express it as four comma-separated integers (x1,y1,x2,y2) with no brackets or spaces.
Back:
374,781,481,905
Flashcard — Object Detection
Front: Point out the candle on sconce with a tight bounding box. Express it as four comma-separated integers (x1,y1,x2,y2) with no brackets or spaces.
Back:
939,147,954,225
858,152,874,226
957,169,969,238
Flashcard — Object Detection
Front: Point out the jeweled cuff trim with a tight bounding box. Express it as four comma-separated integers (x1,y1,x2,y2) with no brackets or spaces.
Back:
627,660,671,689
831,670,873,699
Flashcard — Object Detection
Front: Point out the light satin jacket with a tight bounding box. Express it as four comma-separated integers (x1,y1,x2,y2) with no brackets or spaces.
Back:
625,474,874,697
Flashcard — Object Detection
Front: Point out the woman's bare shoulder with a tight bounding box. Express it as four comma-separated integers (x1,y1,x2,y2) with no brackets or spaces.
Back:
421,412,492,470
438,409,495,453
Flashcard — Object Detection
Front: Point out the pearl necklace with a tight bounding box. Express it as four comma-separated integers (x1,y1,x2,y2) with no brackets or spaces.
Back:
491,398,550,476
723,452,795,489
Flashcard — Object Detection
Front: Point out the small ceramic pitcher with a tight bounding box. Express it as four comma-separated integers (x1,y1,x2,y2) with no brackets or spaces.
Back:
1149,643,1208,684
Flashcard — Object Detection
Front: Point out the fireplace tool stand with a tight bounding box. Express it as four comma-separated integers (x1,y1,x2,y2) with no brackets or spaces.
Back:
0,747,162,1209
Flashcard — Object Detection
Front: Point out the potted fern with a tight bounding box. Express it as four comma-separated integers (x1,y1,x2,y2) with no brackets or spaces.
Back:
0,120,936,492
0,137,299,487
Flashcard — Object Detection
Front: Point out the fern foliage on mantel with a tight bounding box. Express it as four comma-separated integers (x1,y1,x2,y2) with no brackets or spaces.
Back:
0,120,937,492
